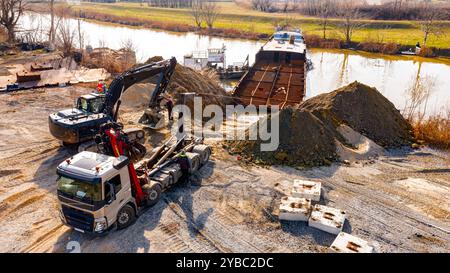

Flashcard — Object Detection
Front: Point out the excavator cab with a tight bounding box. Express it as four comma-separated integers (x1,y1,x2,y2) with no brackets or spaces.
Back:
76,93,106,114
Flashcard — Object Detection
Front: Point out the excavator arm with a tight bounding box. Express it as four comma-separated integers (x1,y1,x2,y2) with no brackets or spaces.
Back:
102,57,177,121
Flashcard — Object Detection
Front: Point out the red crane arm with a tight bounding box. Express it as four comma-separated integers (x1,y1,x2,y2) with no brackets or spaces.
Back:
105,128,145,206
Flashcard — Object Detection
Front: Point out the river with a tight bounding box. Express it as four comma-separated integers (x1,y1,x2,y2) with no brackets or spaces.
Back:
19,13,450,116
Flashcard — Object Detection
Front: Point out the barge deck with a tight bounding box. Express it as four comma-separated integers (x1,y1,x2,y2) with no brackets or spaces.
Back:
232,30,307,109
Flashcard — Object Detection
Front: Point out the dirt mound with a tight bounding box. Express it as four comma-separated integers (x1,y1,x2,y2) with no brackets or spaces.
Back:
227,108,339,166
226,82,414,167
120,56,228,112
120,83,155,111
145,56,229,107
300,81,414,148
83,48,136,73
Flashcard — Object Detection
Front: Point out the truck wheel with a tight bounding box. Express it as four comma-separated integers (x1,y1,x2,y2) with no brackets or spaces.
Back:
116,205,136,230
192,145,211,165
142,182,162,207
186,152,201,173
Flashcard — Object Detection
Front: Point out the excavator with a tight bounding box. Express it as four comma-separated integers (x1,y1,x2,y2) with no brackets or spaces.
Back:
49,57,177,152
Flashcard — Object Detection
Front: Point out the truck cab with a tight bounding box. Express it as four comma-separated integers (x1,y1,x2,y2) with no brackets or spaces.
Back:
56,151,135,234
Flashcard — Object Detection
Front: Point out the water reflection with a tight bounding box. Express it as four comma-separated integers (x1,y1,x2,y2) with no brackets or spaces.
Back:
307,49,449,116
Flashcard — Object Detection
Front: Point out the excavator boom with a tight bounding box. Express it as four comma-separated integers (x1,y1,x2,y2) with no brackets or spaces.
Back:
104,57,177,121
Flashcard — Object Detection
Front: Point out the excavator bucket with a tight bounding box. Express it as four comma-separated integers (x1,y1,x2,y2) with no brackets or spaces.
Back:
139,108,166,130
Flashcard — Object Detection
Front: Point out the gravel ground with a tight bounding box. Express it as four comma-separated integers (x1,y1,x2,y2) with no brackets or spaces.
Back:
0,86,448,253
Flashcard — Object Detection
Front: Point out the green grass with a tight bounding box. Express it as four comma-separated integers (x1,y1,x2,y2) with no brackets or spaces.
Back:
66,2,450,48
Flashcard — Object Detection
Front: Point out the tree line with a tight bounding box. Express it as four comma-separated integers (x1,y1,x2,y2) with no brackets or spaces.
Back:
249,0,446,48
246,0,449,21
147,0,194,8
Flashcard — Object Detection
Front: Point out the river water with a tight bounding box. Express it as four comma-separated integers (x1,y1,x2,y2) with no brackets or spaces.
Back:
19,13,450,116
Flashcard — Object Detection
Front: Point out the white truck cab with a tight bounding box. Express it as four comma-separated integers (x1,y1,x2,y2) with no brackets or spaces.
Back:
56,151,135,234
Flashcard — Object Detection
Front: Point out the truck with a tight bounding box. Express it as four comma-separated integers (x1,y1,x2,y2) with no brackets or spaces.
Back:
56,122,211,234
49,57,177,151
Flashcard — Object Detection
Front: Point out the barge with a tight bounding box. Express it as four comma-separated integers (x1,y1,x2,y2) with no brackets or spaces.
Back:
232,30,307,109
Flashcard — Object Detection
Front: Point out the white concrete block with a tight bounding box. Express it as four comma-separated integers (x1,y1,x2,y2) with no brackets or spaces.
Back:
330,232,374,253
279,196,312,222
291,180,321,202
308,204,346,235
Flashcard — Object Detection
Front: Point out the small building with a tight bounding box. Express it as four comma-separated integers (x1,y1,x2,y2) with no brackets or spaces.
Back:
183,51,209,70
184,45,226,70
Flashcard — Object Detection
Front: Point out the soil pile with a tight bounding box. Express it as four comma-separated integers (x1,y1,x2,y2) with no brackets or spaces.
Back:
120,83,155,111
227,108,339,166
300,81,414,148
226,82,414,167
145,56,229,107
119,57,229,114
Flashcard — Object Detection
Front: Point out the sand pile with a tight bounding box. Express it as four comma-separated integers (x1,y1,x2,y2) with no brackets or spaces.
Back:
226,82,414,167
120,83,155,111
145,56,229,107
118,57,229,117
227,108,339,166
300,81,414,148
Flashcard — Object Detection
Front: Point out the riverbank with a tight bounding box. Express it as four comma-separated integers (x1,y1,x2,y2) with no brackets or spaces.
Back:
29,2,450,57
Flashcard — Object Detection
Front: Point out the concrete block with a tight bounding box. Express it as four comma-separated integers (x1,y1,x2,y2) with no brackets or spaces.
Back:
291,180,321,202
279,196,312,222
330,232,374,253
308,204,346,235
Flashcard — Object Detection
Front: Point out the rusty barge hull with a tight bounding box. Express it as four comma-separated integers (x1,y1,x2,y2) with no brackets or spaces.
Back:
232,32,307,109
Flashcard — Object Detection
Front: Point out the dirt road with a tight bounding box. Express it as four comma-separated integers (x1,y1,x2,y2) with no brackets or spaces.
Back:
0,87,449,253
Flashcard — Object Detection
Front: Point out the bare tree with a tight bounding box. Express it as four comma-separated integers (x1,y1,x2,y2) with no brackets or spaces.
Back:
203,2,220,29
417,1,444,47
303,0,319,15
404,72,436,122
335,0,364,45
0,0,25,42
120,38,137,70
56,19,77,57
120,38,136,53
19,13,45,45
191,0,204,29
49,0,56,46
251,0,273,12
318,0,333,39
77,18,85,51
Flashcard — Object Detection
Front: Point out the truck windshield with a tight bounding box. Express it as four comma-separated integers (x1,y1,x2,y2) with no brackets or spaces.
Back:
57,176,102,203
79,97,103,114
